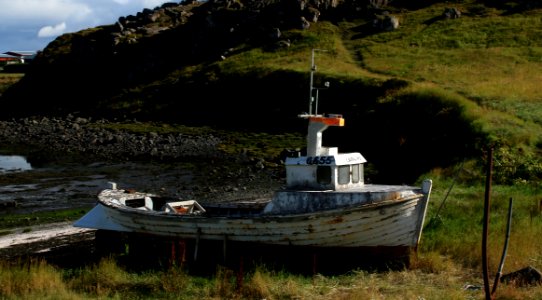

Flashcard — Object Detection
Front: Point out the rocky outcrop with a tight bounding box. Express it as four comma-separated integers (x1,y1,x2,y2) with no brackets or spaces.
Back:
106,0,347,51
443,7,461,19
373,11,399,31
112,2,201,46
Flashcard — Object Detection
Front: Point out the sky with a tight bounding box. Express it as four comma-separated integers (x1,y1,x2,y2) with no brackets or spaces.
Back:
0,0,175,53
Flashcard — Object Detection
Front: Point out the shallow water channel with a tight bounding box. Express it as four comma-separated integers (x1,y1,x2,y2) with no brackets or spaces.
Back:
0,153,197,215
0,146,281,219
0,155,32,173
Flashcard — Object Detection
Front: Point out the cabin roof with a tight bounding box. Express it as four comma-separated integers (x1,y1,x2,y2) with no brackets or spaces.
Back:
0,54,18,59
285,152,366,166
3,51,36,57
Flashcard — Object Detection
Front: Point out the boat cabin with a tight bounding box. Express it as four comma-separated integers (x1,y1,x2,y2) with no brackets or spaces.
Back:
285,114,367,191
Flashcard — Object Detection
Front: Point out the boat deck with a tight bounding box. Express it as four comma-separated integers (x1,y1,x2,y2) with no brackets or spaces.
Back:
286,184,419,193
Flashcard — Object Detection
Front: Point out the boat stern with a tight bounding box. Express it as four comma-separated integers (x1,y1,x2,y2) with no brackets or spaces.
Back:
73,204,131,232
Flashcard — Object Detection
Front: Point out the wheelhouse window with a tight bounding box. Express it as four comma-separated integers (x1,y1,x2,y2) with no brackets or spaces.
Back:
316,166,332,184
352,164,360,183
338,165,350,185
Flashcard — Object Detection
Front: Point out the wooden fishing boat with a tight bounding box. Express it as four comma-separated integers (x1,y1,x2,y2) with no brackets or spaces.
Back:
74,52,433,270
74,112,432,257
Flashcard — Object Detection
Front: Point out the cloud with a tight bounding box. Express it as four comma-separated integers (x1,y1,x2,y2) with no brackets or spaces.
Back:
38,22,67,38
143,0,171,7
113,0,169,7
0,0,172,51
0,1,91,25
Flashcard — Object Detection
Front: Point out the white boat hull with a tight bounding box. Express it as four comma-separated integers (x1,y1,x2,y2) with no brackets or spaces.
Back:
74,181,432,249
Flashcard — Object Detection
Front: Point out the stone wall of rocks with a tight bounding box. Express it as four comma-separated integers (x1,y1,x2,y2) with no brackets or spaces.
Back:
0,115,223,161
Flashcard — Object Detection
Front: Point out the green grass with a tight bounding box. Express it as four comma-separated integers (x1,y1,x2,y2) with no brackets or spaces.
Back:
423,177,542,270
216,131,305,161
94,121,306,162
185,1,542,185
216,21,378,78
0,73,23,94
95,122,215,136
340,3,542,124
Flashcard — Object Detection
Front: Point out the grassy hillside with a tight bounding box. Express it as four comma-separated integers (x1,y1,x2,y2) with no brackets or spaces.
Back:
1,0,542,185
198,1,542,185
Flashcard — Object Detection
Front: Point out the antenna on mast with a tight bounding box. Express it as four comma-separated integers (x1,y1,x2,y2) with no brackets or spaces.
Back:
308,48,329,116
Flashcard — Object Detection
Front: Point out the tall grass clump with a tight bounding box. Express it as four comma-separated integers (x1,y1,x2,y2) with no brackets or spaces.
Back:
0,73,23,94
0,259,77,300
421,173,542,272
239,266,319,299
66,257,159,298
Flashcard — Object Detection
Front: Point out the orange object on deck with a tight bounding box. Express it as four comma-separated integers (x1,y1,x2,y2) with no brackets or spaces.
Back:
309,115,345,126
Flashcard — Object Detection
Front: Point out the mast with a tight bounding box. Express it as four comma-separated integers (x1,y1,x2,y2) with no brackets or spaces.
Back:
308,48,328,116
305,48,336,156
